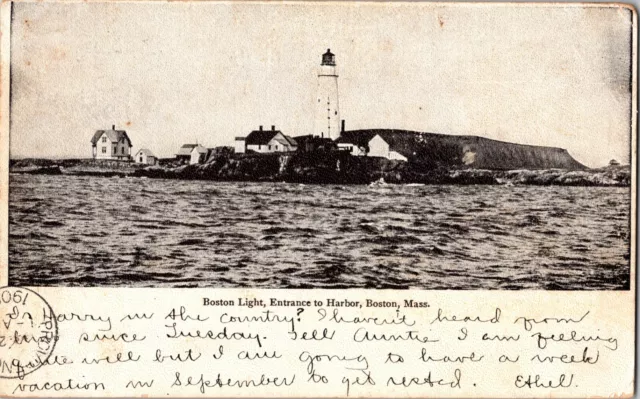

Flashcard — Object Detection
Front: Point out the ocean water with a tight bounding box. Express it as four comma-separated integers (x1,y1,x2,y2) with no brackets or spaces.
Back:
8,174,631,289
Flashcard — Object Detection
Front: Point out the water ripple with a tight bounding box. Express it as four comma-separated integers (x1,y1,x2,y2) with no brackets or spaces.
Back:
8,174,631,289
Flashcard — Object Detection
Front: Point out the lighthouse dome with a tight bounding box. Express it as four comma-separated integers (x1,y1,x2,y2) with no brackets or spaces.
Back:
321,49,336,66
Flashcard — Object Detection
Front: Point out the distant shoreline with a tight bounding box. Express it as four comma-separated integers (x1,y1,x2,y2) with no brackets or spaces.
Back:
9,156,631,187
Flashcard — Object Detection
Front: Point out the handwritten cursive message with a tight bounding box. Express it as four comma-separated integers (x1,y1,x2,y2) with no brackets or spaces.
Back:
0,289,633,397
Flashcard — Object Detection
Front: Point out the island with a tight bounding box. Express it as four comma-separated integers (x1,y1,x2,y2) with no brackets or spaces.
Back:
10,129,630,187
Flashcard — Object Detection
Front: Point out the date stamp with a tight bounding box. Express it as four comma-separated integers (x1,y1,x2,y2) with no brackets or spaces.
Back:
0,287,58,379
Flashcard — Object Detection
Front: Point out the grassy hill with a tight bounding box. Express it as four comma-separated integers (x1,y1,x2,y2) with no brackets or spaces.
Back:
343,129,586,170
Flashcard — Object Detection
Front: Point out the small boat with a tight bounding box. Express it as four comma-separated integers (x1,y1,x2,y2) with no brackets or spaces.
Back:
369,177,388,187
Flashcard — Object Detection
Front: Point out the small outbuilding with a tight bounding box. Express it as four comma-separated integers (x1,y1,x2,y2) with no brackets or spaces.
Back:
134,149,157,165
234,137,246,154
336,130,409,161
190,145,210,165
176,144,198,163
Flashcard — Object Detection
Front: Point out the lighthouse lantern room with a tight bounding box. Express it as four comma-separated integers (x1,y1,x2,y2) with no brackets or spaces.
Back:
314,49,340,140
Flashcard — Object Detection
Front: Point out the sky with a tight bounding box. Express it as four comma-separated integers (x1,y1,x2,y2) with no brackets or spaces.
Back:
9,2,634,167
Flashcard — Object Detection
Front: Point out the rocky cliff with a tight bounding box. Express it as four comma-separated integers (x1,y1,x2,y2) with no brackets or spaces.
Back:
10,155,629,186
128,153,627,186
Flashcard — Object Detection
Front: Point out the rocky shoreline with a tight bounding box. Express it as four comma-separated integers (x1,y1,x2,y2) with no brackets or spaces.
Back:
10,154,631,187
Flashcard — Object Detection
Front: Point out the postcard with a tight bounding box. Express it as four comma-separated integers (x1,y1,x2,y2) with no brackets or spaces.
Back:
0,1,636,397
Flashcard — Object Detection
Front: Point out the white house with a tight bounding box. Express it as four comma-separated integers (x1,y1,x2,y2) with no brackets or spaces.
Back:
90,125,132,160
368,134,408,161
190,145,210,164
134,149,157,165
336,130,408,161
240,126,297,154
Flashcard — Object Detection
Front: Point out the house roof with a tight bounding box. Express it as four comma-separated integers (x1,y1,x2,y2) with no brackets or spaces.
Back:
278,135,297,147
245,130,280,145
176,144,198,156
285,136,297,146
91,129,132,146
244,129,298,147
136,148,155,157
274,138,291,147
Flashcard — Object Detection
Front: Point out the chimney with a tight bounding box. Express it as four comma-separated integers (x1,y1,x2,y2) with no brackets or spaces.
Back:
112,124,116,130
341,120,345,133
271,125,275,131
259,125,263,131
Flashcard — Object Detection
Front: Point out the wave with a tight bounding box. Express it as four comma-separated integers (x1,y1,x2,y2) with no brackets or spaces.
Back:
7,174,631,290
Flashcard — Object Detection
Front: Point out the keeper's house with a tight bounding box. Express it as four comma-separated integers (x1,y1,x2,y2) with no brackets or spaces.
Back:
235,126,297,154
91,125,133,160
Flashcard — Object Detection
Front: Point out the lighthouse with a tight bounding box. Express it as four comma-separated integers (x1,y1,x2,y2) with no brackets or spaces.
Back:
314,49,340,140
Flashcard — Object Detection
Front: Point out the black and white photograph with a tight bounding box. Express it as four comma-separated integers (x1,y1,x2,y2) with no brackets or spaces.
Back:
7,2,634,290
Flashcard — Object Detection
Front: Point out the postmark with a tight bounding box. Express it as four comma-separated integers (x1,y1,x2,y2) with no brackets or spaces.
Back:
0,287,58,379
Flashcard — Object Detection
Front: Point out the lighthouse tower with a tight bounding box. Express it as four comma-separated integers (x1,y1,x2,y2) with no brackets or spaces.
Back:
314,49,340,140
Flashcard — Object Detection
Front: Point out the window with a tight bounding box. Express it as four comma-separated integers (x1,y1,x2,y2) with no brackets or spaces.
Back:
102,147,106,153
113,146,117,153
268,145,272,150
121,147,124,154
275,145,278,150
102,137,106,143
258,145,261,150
139,156,143,162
